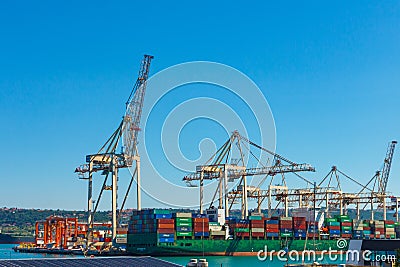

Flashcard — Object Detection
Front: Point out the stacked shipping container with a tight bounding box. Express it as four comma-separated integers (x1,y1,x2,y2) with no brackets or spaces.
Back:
384,220,395,239
193,216,209,238
325,218,340,238
234,219,250,238
372,220,385,239
174,212,193,238
249,215,264,238
293,217,306,239
265,218,279,238
279,217,293,238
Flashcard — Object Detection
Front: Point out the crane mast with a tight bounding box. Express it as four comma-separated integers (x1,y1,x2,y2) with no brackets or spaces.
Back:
75,54,153,245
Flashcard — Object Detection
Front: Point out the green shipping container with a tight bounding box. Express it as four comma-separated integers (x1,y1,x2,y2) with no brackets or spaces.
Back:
176,222,192,227
325,218,337,223
176,231,193,237
340,219,352,223
328,222,340,226
335,215,350,219
385,224,395,228
280,233,293,237
116,234,128,238
341,226,352,231
152,209,171,215
176,218,192,223
249,215,263,220
234,228,250,233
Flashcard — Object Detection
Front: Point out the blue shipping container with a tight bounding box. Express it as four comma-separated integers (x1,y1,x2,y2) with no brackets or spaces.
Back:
265,220,279,224
158,233,174,238
266,233,279,237
155,214,173,219
294,233,306,238
177,226,192,232
158,237,174,243
194,232,210,237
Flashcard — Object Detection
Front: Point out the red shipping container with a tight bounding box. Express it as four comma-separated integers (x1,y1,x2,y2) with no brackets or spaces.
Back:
341,222,352,227
385,220,395,225
236,232,250,237
193,218,209,223
341,234,352,238
251,220,263,224
328,226,340,230
251,232,265,237
158,219,174,224
363,226,371,230
265,229,279,233
251,223,264,228
194,222,209,228
307,235,319,239
157,229,175,234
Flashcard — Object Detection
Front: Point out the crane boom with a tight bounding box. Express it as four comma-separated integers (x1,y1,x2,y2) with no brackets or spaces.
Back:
182,163,315,181
380,140,397,193
123,55,154,166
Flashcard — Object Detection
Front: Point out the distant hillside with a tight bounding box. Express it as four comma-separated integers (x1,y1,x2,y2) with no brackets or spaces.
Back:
0,207,130,237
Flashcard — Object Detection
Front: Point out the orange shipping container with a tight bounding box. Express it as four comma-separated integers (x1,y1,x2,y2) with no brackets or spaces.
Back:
157,223,175,229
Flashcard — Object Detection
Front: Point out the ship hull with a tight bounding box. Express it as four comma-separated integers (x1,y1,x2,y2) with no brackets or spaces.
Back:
127,238,346,256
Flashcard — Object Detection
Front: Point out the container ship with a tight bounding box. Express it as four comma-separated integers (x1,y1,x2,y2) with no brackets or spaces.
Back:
14,208,400,256
125,208,400,256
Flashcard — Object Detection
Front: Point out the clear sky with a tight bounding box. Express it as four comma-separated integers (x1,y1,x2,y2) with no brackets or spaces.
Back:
1,1,399,210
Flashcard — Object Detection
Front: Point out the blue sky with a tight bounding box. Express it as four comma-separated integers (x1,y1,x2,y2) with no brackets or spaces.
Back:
1,1,400,210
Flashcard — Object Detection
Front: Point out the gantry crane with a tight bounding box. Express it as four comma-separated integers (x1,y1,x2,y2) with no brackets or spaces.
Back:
227,141,399,222
75,55,153,243
182,130,315,219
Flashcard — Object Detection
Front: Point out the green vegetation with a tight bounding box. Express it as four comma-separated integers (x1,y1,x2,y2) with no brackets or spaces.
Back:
0,207,115,237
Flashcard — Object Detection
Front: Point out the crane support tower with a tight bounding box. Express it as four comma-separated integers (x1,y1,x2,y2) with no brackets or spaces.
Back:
75,55,153,244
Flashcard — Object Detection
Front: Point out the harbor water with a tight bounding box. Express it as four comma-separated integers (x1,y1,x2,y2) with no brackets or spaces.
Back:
1,244,345,266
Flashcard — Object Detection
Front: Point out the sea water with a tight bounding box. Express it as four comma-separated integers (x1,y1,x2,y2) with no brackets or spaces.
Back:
0,244,83,260
0,244,345,266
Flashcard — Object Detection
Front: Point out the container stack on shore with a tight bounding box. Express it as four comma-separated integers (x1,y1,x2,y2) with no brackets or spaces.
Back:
174,212,193,239
265,218,279,238
293,217,306,239
250,215,264,239
279,217,293,238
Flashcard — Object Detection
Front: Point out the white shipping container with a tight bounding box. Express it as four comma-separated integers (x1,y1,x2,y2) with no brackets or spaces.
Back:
210,230,225,236
251,228,264,233
115,238,127,243
175,212,192,218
